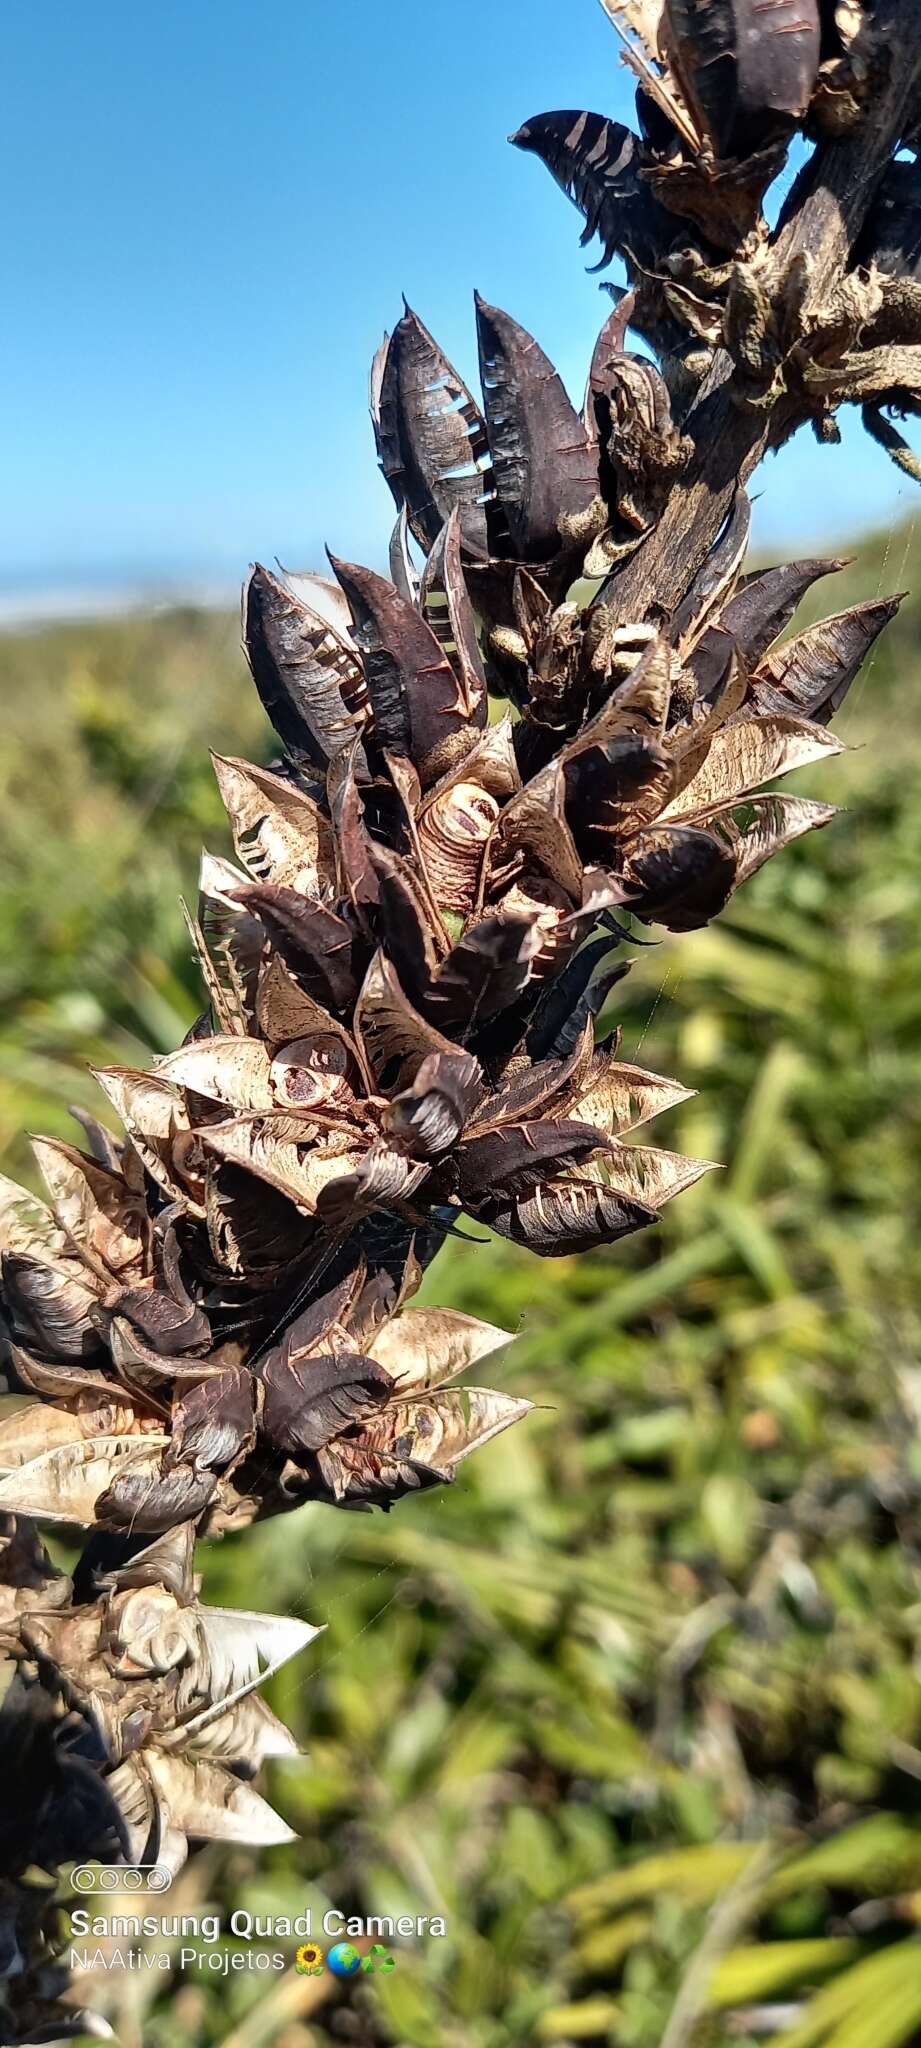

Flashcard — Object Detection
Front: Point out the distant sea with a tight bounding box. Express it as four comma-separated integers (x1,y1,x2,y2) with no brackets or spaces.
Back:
0,577,237,630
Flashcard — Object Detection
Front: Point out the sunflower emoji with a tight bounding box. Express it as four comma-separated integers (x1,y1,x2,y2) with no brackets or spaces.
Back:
295,1941,325,1976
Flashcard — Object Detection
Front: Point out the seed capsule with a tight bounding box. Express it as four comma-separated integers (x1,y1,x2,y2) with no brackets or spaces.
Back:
418,782,501,914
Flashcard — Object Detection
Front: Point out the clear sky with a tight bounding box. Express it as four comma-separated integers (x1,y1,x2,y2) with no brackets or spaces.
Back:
2,0,916,605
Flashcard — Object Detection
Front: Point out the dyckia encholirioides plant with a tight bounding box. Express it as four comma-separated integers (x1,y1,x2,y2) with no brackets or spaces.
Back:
1,0,919,2035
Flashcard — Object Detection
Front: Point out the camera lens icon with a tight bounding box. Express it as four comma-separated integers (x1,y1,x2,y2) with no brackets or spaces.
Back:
70,1864,172,1894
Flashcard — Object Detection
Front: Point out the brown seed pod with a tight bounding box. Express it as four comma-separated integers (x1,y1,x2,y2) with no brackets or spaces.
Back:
417,780,501,914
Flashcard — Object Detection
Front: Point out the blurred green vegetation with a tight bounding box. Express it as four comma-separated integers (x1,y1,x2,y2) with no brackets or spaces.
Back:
2,523,921,2048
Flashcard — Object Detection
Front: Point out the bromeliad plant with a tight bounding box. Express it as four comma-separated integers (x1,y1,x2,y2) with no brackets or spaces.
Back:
1,0,919,2036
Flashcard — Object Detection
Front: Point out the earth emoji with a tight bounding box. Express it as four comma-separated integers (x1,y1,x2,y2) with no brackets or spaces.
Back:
326,1941,362,1978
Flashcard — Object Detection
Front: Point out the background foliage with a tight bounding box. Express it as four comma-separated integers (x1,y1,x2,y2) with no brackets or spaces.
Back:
3,520,921,2048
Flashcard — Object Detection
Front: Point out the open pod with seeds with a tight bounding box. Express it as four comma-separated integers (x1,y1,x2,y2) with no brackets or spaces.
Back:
1,0,918,2032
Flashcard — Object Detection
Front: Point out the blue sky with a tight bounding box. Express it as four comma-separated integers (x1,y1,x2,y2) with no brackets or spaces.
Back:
1,0,915,602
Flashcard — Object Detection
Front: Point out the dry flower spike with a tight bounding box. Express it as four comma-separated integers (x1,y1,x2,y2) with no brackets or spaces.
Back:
1,0,918,2033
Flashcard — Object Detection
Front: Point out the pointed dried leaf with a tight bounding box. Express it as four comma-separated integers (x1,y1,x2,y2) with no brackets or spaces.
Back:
254,952,361,1074
233,883,359,1011
9,1345,121,1405
473,1025,594,1129
171,1367,255,1472
673,492,752,646
525,940,630,1062
718,792,839,886
199,850,256,904
662,0,819,154
602,1142,717,1206
623,822,738,929
565,734,676,853
0,1173,62,1260
424,912,541,1034
259,1347,391,1459
492,759,585,901
314,1142,428,1231
184,1606,321,1725
391,504,422,604
326,741,379,933
715,557,848,669
734,0,820,120
385,1049,484,1159
368,840,443,994
356,1385,531,1475
585,294,635,435
423,715,520,807
96,1461,218,1533
0,1401,90,1469
197,850,263,1032
280,569,357,646
176,1692,301,1765
93,1065,185,1144
1,1251,102,1360
578,636,672,748
113,1253,209,1355
206,1160,313,1285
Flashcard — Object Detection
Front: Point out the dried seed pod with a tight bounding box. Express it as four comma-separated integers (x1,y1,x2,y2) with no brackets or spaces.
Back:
417,780,501,913
231,884,360,1012
511,112,665,272
750,595,902,721
475,296,601,561
481,1175,657,1256
662,0,821,156
623,821,739,928
373,305,490,553
1,1252,102,1363
243,564,365,770
210,754,335,894
329,555,479,785
421,509,489,723
423,909,543,1032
